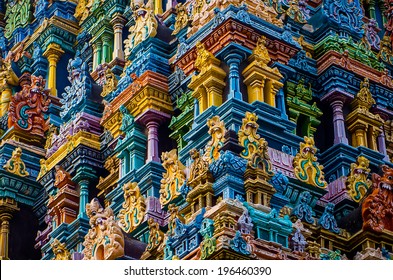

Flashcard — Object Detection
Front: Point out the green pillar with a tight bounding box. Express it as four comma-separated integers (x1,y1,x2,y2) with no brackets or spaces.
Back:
96,41,103,66
78,179,89,219
102,35,112,63
369,0,376,20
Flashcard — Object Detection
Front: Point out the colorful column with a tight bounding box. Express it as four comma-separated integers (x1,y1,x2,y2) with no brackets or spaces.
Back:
0,198,18,260
154,0,163,14
111,15,126,61
92,44,98,70
96,41,103,67
223,52,244,100
137,109,170,163
43,43,64,96
73,167,96,219
276,88,288,120
377,128,389,161
0,88,12,117
368,0,376,19
78,179,89,219
102,35,112,63
330,98,349,145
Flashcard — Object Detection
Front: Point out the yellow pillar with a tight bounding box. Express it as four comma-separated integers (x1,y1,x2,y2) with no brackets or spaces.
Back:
0,58,19,117
247,78,265,103
0,198,18,260
0,214,12,260
154,0,163,14
43,43,65,96
0,88,12,117
354,128,367,147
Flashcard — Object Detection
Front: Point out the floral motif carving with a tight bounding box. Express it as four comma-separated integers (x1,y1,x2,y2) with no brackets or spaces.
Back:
118,182,146,233
172,3,189,35
238,112,273,175
199,218,216,260
346,156,372,203
3,147,29,177
82,198,124,260
159,149,186,206
143,218,165,254
293,137,327,188
291,191,314,223
4,0,32,39
230,231,251,255
318,203,340,233
323,0,364,34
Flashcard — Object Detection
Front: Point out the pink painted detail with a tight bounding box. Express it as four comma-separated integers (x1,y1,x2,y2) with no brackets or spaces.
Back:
46,112,102,157
268,148,295,179
145,196,167,227
318,176,349,206
34,214,53,251
136,109,170,163
377,128,390,161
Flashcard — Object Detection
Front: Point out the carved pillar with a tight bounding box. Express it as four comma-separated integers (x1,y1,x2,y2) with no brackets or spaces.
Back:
137,109,170,163
0,198,19,260
223,52,244,100
43,43,64,96
78,179,89,219
0,88,13,117
330,98,349,145
92,44,98,70
0,214,12,260
378,127,390,161
73,168,97,219
368,0,376,19
353,125,367,147
154,0,163,14
96,41,103,67
276,87,288,119
111,15,126,61
102,35,112,63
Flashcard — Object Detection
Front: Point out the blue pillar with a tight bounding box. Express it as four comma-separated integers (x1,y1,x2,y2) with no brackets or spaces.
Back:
224,52,243,100
78,179,89,219
276,88,288,120
192,98,199,128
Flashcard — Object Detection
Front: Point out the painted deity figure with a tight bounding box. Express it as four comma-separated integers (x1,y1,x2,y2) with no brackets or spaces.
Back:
205,116,226,163
124,0,158,56
8,75,51,137
101,69,118,97
0,54,19,117
119,105,134,132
